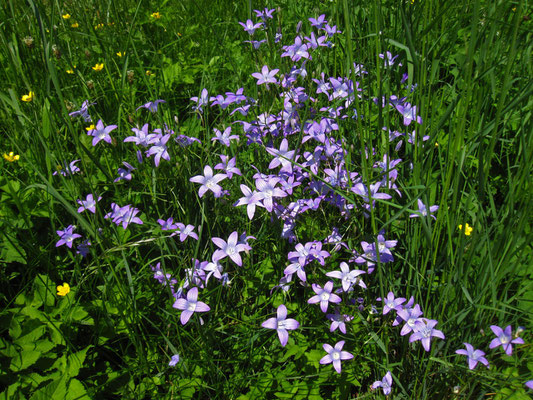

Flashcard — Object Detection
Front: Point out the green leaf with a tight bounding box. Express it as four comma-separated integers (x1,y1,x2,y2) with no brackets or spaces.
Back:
9,349,41,372
67,379,91,400
67,347,90,378
29,375,68,400
33,274,55,307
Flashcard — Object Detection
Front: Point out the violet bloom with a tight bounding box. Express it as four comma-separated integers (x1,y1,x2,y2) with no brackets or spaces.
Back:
456,343,489,370
172,287,210,325
281,37,310,62
326,308,354,334
396,303,424,336
261,304,299,347
53,159,80,176
396,103,422,126
325,262,366,292
489,325,524,355
168,354,180,367
234,184,264,220
266,138,296,173
190,88,209,113
372,371,393,396
189,165,227,198
212,127,239,147
378,291,406,315
253,7,275,21
214,155,241,179
351,182,392,202
320,341,353,374
87,119,117,146
56,225,82,248
255,177,287,212
136,99,166,113
379,51,401,68
252,65,279,86
308,281,341,313
69,100,94,122
526,381,533,390
239,19,263,35
114,162,135,182
77,194,102,213
409,319,445,352
76,240,91,257
410,199,439,219
146,133,171,166
284,261,307,282
176,223,198,242
124,124,153,147
119,205,143,229
158,217,178,231
308,14,327,29
212,231,248,267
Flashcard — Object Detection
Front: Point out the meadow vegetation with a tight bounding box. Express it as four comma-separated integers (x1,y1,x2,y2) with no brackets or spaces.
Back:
0,0,532,398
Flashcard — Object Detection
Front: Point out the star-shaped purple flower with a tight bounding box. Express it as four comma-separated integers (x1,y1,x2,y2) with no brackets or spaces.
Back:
251,65,279,86
372,371,393,395
456,343,489,370
87,119,117,146
172,287,210,325
409,319,445,352
136,99,166,113
410,199,439,219
189,165,227,198
77,194,102,213
319,341,353,374
56,225,82,248
261,304,299,347
212,231,248,267
308,281,341,313
489,325,524,355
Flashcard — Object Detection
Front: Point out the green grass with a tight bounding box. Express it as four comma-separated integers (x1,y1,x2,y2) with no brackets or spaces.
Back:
0,0,532,399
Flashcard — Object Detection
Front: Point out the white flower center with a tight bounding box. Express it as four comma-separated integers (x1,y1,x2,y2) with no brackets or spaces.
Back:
499,335,509,344
187,302,196,312
332,351,340,360
321,292,330,301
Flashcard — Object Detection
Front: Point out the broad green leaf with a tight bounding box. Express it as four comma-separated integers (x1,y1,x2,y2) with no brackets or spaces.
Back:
9,349,41,372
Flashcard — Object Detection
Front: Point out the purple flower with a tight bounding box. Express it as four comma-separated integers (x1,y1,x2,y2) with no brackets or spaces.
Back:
158,217,178,231
372,371,393,396
351,182,392,202
212,127,239,147
489,325,524,355
214,155,241,179
87,119,117,146
239,19,263,35
172,287,210,325
136,99,166,113
104,204,143,229
124,124,153,147
69,100,94,122
212,231,248,267
261,304,299,347
319,341,353,374
168,354,180,367
378,291,406,315
396,103,422,126
325,262,366,292
253,8,275,21
526,381,533,390
146,133,171,166
233,184,264,220
77,194,102,213
56,225,82,248
281,37,310,62
176,223,198,242
396,303,423,336
308,14,327,29
326,308,354,334
189,165,227,198
252,65,279,86
410,199,439,219
76,239,91,257
244,39,266,49
190,88,209,113
255,177,287,212
456,343,489,370
308,281,341,313
53,159,80,176
114,162,135,182
409,319,445,352
379,51,401,68
266,139,296,173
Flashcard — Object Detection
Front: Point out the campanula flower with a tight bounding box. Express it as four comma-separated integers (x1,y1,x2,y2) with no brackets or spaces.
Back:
168,354,180,367
239,19,263,35
189,165,227,198
409,319,445,352
172,287,210,325
87,119,117,146
372,371,393,395
489,325,524,355
53,160,81,176
252,65,279,86
212,231,248,267
261,304,299,347
69,100,94,122
456,343,489,370
136,99,166,113
77,194,102,213
308,281,341,313
410,199,439,219
56,225,82,248
319,341,353,373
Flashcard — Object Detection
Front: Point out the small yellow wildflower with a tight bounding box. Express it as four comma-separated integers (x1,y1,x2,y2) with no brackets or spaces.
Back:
66,66,76,74
146,70,154,76
458,223,473,236
116,51,124,57
86,124,95,131
151,12,161,19
92,63,104,71
71,22,79,28
62,13,71,19
435,142,439,147
21,91,34,102
3,152,20,162
57,283,70,296
94,23,104,29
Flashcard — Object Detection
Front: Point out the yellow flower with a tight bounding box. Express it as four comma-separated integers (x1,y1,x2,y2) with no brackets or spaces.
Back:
3,152,20,162
145,70,154,76
66,66,76,74
62,13,71,19
71,22,79,28
92,63,104,71
116,51,124,57
151,12,161,19
458,223,473,236
85,124,95,131
94,23,104,29
57,283,70,296
21,91,34,102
